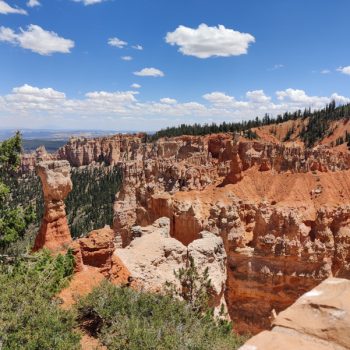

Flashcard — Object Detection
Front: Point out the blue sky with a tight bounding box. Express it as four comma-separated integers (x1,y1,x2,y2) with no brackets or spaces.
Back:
0,0,350,131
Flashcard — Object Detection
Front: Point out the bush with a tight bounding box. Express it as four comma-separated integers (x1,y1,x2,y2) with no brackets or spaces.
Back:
77,281,244,350
0,250,80,350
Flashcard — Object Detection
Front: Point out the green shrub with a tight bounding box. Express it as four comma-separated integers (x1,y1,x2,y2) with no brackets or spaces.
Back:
77,281,244,350
0,250,80,350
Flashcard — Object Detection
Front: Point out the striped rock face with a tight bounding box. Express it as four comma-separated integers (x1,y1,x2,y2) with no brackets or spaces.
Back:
240,277,350,350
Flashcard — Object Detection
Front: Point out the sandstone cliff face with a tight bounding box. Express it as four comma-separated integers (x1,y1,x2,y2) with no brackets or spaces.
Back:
112,134,350,333
240,277,350,350
33,160,73,252
20,146,56,173
57,134,146,167
30,132,350,334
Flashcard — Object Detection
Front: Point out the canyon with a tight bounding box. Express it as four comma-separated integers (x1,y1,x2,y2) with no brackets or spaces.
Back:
28,122,350,335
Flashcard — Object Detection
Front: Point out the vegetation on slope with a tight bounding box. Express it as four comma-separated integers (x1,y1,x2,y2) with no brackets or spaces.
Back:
0,132,36,251
149,101,350,147
0,250,80,350
77,280,244,350
66,166,123,238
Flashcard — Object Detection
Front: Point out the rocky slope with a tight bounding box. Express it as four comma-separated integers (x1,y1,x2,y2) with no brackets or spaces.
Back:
31,127,350,334
240,277,350,350
112,134,350,333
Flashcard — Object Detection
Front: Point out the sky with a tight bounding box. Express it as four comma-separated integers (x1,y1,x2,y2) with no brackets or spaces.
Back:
0,0,350,131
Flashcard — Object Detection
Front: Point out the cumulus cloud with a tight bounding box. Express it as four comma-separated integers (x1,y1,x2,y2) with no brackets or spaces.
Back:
134,67,164,77
0,1,27,14
246,90,271,103
121,56,133,61
337,66,350,75
131,83,141,89
165,24,255,58
27,0,40,7
85,90,138,104
160,98,177,104
0,25,74,55
321,69,330,74
108,37,127,48
132,44,143,50
203,92,235,105
276,88,329,108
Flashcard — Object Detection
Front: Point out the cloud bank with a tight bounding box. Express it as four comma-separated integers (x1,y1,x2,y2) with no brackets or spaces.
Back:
1,85,349,130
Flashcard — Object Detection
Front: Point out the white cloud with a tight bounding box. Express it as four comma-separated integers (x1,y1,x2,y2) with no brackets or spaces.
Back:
203,92,235,105
121,55,133,61
132,44,143,50
108,37,127,48
330,93,350,105
73,0,106,5
134,67,164,77
165,23,255,58
27,0,40,7
0,1,27,14
276,88,329,108
85,90,138,104
12,84,66,99
246,90,271,103
337,66,350,76
131,83,141,89
0,25,74,55
321,69,330,74
1,84,349,130
160,97,177,104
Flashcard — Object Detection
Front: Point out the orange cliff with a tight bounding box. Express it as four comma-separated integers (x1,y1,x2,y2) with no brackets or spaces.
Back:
28,130,350,335
112,134,350,334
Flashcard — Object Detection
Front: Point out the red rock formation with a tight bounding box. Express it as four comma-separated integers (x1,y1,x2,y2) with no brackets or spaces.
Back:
240,277,350,349
20,146,56,173
58,226,130,310
27,131,350,334
73,226,130,284
112,135,350,333
33,160,73,252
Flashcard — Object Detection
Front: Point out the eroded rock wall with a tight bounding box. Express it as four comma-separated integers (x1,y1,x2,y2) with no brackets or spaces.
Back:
112,135,350,333
29,133,350,334
240,277,350,349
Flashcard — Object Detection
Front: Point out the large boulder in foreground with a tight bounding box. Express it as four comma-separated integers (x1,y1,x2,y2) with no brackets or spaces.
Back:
33,160,73,252
239,277,350,350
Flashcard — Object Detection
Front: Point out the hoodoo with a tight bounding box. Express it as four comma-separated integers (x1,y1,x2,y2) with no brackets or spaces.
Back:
33,160,73,252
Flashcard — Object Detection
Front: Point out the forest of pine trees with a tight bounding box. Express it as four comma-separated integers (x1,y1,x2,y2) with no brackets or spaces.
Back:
3,165,123,245
149,101,350,147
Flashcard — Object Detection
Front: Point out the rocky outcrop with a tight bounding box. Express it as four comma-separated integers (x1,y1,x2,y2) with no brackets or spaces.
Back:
20,146,56,173
240,277,350,349
115,217,228,314
33,160,73,252
57,134,146,167
72,226,130,284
